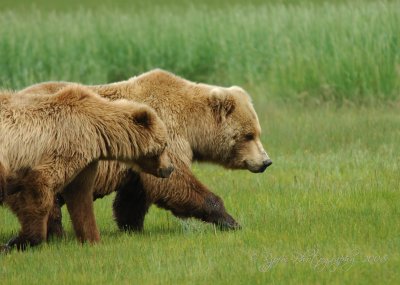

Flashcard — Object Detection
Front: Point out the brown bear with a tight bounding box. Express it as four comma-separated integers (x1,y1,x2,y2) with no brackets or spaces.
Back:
0,162,5,204
20,69,272,237
0,85,173,250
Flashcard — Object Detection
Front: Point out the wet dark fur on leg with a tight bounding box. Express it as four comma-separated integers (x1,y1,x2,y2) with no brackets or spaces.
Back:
114,164,240,231
47,195,65,239
112,171,150,232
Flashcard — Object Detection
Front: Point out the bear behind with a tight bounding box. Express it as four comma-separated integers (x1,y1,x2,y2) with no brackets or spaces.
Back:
20,70,272,236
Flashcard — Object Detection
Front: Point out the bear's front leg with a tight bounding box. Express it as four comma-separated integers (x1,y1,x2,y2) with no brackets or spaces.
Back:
6,213,49,251
151,171,241,230
4,186,53,251
62,162,100,243
113,161,240,231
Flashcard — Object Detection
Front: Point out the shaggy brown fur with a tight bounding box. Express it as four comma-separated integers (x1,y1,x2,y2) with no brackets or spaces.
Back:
20,69,272,235
0,162,5,204
1,85,173,250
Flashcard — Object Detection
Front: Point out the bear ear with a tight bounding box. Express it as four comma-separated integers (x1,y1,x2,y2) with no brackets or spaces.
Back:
55,85,93,104
209,88,236,123
133,108,153,128
229,85,245,93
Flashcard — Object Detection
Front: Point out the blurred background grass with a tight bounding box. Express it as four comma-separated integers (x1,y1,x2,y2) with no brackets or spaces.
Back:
1,0,387,11
0,0,399,103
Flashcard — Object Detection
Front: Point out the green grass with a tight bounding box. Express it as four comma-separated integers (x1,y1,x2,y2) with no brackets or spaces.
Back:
0,1,399,103
1,104,399,284
1,1,400,283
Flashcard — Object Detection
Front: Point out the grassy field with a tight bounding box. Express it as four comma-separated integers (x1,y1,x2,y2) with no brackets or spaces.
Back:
1,104,399,284
1,0,400,284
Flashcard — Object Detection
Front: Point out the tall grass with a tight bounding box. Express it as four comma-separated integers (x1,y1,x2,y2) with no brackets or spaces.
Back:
0,1,399,102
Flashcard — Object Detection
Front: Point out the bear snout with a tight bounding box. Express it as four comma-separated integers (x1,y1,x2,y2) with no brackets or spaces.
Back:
246,158,273,173
157,164,175,178
258,159,273,173
260,159,272,172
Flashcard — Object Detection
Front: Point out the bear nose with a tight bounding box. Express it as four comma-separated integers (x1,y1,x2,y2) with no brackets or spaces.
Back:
258,159,273,173
158,165,175,178
264,159,273,168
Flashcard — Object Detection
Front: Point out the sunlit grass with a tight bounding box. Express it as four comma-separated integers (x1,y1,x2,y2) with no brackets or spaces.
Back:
1,1,399,283
1,105,399,284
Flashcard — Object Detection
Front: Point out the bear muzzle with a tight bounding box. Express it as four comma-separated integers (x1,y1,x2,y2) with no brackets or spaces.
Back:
157,165,175,178
255,159,273,173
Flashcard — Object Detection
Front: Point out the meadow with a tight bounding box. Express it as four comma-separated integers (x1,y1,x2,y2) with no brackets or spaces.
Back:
1,0,400,284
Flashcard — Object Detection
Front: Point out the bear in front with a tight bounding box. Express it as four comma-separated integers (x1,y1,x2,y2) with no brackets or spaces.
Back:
20,69,272,236
0,85,173,250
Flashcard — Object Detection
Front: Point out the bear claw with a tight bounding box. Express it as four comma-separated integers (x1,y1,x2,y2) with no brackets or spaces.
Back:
6,235,42,251
216,217,242,231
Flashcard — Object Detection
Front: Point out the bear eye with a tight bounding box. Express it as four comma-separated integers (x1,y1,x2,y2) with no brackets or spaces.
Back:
244,133,254,141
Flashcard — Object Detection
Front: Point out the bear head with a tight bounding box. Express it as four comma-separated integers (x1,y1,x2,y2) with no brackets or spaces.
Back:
127,104,174,178
202,86,272,173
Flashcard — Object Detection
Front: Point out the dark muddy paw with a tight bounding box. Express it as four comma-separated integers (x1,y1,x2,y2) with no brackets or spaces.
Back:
6,235,42,251
119,224,144,233
7,235,27,251
216,216,242,231
203,195,242,231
